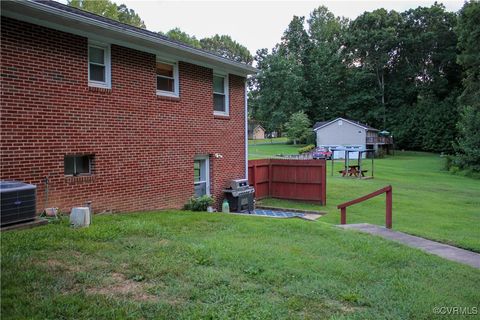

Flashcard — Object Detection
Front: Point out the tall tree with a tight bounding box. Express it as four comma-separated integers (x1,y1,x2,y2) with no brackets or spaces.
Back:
454,0,480,171
306,7,350,122
252,51,310,133
160,28,202,48
68,0,146,28
347,9,402,128
200,35,253,64
278,16,311,66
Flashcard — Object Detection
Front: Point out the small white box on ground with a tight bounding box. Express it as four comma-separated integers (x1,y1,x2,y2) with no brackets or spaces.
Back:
70,207,91,227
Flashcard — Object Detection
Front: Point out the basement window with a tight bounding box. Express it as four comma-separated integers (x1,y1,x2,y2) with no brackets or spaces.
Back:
156,61,179,97
64,155,93,176
213,73,229,116
88,42,111,88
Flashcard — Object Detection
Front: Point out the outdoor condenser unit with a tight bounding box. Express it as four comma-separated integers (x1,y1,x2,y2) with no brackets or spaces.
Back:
0,181,37,226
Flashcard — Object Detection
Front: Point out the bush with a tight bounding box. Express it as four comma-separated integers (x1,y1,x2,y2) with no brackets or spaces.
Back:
298,144,315,154
183,195,214,211
303,131,317,145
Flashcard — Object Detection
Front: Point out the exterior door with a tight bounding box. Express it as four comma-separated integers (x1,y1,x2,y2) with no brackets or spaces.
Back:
194,156,209,197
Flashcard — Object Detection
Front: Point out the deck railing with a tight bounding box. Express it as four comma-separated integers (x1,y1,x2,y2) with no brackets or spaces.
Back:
366,136,393,144
337,185,393,229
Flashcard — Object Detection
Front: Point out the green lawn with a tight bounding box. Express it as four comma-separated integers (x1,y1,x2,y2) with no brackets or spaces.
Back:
2,212,479,319
249,143,306,159
250,144,480,252
248,137,289,145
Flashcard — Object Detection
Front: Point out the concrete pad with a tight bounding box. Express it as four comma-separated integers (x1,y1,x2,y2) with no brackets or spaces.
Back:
1,219,48,232
338,223,480,269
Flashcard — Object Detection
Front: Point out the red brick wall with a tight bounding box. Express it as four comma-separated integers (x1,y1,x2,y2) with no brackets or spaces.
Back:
1,17,246,213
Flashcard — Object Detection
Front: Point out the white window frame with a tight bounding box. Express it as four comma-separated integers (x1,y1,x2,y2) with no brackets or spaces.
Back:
156,59,179,98
194,156,210,196
88,41,111,89
213,73,229,116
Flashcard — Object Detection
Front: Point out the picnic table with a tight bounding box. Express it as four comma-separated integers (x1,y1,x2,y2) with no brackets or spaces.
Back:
331,147,375,179
339,165,368,177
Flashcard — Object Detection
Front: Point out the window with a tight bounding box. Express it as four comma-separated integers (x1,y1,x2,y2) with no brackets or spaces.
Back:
194,157,209,196
88,42,111,88
64,155,93,176
156,61,179,97
213,74,229,115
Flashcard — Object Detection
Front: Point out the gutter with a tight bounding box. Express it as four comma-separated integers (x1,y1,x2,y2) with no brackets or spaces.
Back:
245,80,249,180
19,0,257,75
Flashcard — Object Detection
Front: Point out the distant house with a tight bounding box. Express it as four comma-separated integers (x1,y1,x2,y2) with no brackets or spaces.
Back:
248,121,265,140
313,118,392,159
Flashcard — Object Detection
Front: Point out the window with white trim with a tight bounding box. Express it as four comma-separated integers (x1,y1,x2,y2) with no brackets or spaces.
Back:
88,43,111,88
213,74,229,115
156,61,179,97
194,157,209,196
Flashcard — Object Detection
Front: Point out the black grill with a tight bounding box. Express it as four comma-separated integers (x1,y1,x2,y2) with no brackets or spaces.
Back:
223,179,255,213
1,181,37,226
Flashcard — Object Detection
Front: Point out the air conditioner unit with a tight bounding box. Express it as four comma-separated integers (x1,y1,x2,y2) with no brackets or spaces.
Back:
1,181,37,226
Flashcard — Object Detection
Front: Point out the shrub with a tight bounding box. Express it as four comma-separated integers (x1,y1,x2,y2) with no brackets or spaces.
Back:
303,131,317,145
183,195,214,211
298,144,315,154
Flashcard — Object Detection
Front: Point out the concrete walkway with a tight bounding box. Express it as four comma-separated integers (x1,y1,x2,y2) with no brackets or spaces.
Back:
338,223,480,269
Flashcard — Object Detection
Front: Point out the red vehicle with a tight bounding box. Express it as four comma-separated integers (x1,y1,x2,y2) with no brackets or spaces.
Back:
313,147,332,160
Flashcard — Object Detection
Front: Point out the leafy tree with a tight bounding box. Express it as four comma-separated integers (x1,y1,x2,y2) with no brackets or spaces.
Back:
200,35,253,64
117,4,146,28
392,4,461,152
160,28,201,48
278,16,311,66
68,0,146,28
253,53,310,133
158,30,252,64
454,0,480,172
347,9,402,129
285,111,312,144
306,7,350,122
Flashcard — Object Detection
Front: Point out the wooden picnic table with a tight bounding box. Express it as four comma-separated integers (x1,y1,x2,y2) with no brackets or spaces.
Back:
339,165,367,177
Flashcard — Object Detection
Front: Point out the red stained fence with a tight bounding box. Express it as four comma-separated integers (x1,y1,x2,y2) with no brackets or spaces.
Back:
248,159,327,205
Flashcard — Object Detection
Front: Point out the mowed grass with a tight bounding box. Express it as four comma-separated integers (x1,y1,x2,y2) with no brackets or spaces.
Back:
1,212,479,319
251,146,480,251
249,143,306,159
248,137,289,144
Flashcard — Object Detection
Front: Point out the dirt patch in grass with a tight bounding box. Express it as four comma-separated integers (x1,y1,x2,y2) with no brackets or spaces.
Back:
43,258,81,272
86,273,158,302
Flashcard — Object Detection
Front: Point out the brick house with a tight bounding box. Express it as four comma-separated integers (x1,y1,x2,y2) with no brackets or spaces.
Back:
0,0,257,213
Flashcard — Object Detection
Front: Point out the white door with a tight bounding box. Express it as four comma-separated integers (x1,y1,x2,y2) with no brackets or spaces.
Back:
194,156,210,197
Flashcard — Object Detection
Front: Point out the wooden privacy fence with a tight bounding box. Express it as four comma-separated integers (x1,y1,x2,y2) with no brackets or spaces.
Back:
248,159,327,205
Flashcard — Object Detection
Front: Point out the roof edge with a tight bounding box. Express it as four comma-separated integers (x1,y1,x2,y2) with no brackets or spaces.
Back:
15,0,257,75
313,117,379,131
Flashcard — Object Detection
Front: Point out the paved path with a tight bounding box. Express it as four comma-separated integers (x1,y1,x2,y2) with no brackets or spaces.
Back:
338,223,480,269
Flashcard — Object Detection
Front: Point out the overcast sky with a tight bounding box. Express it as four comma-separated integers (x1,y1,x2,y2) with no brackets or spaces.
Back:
70,0,465,55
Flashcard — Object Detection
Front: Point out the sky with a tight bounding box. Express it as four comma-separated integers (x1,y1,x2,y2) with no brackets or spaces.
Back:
65,0,465,55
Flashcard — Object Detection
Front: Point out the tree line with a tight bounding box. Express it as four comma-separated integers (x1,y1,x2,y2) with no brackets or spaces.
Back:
67,0,253,64
249,1,479,174
68,0,478,173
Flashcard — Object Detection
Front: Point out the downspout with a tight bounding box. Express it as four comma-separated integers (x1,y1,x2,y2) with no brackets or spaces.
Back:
244,79,248,180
